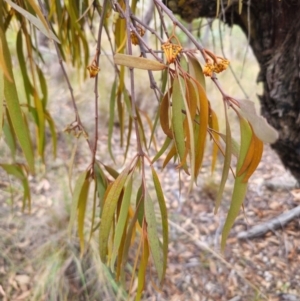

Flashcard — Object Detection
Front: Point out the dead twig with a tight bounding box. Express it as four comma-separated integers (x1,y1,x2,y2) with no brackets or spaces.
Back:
238,205,300,239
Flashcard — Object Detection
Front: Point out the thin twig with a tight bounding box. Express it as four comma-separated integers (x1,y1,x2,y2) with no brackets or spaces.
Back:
37,0,93,152
91,0,109,168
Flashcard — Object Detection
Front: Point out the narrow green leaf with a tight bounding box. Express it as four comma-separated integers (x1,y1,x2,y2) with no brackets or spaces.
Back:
111,175,133,271
144,192,163,282
172,77,186,166
94,163,108,211
78,178,90,256
99,166,130,262
16,30,34,104
4,0,60,43
68,171,88,234
219,133,240,158
221,177,247,250
0,39,12,82
151,167,168,283
187,53,206,90
0,27,35,173
152,137,172,163
3,120,16,160
178,74,195,184
45,110,57,158
214,106,231,214
192,78,209,177
136,184,144,227
108,79,117,162
0,67,4,137
221,116,252,250
103,164,119,179
135,238,149,301
36,64,48,106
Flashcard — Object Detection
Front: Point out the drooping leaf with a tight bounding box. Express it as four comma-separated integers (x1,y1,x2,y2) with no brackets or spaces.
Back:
162,142,177,168
99,166,130,262
0,66,4,137
209,107,220,173
0,39,12,82
4,0,60,43
136,184,144,227
187,53,206,90
160,87,173,139
191,77,209,177
45,110,57,158
68,171,88,234
242,132,264,183
219,132,240,158
214,105,231,214
114,53,167,71
0,27,35,173
221,116,252,250
3,119,16,160
16,30,34,104
111,175,133,270
171,76,186,170
108,78,117,162
94,163,108,211
77,178,90,256
239,99,278,143
152,137,172,163
151,167,168,283
135,238,149,301
144,192,163,282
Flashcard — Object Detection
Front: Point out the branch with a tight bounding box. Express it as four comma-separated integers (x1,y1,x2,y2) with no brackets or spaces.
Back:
237,206,300,239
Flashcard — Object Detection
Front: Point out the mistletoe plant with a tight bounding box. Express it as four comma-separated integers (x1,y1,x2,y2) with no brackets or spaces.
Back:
0,0,278,299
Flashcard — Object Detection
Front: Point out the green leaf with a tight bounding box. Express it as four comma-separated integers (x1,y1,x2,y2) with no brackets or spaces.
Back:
0,27,35,173
214,106,231,214
0,67,4,137
114,53,167,71
239,99,278,143
111,175,133,271
152,137,172,163
151,167,168,283
45,110,57,158
135,238,149,301
172,77,186,168
68,171,88,234
144,192,163,282
4,0,60,43
219,133,240,158
3,119,16,160
136,184,144,227
94,163,108,211
187,53,206,90
77,178,90,256
16,30,34,104
108,79,117,162
99,166,130,263
221,176,247,250
221,116,252,250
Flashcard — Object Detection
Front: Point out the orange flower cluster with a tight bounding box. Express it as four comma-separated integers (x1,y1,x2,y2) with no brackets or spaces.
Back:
203,57,229,77
161,41,182,64
87,62,100,78
130,26,145,45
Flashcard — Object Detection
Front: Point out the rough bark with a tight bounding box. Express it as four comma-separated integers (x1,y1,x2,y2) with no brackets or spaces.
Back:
166,0,300,182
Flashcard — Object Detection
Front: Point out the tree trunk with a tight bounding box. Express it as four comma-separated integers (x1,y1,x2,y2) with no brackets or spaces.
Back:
166,0,300,183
